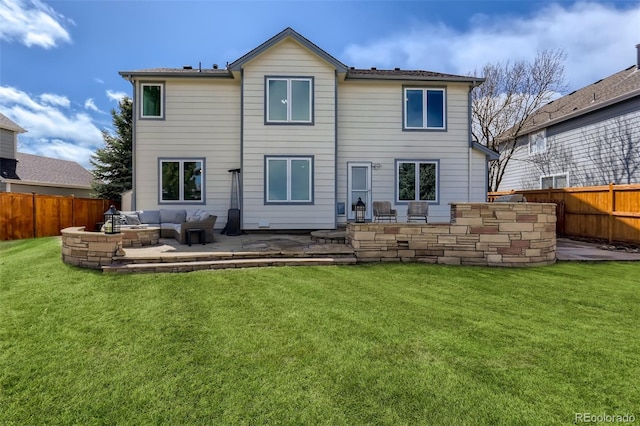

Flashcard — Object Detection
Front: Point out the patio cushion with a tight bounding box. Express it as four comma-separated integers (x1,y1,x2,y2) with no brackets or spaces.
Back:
186,208,204,222
160,209,186,224
124,214,142,225
139,210,160,224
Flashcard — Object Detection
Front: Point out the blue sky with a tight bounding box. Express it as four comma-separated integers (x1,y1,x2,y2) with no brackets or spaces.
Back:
1,0,639,169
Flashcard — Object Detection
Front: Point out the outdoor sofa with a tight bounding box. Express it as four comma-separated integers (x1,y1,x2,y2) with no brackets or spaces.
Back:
116,208,217,244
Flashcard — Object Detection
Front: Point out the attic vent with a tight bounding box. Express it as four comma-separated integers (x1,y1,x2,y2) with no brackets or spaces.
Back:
568,90,576,95
183,65,193,70
394,67,400,71
371,67,377,70
213,64,218,69
350,66,355,70
593,78,603,84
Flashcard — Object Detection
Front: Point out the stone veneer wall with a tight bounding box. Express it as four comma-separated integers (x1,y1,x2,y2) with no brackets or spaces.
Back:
347,203,556,267
61,227,124,270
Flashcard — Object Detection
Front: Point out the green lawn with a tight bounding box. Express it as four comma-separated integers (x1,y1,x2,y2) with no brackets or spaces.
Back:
1,237,639,425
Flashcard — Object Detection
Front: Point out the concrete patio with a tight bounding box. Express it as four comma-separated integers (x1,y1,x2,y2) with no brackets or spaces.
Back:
120,233,640,262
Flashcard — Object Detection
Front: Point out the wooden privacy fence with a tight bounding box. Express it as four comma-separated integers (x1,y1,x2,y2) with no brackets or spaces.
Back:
0,193,119,241
489,184,640,244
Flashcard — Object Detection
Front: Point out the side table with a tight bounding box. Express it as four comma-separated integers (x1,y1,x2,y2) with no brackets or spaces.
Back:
186,228,206,246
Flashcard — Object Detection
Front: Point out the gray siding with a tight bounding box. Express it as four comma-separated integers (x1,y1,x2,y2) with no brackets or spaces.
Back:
0,129,16,159
499,107,640,190
241,38,336,230
134,78,241,229
337,80,480,223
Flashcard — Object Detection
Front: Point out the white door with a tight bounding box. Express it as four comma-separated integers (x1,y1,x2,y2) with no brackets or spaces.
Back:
348,162,372,220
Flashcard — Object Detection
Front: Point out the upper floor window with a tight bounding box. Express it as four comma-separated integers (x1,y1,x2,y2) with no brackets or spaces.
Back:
529,130,546,154
141,83,164,119
404,88,446,130
160,158,204,203
266,77,313,124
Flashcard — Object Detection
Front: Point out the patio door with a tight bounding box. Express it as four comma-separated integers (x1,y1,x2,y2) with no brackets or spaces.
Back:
347,162,372,221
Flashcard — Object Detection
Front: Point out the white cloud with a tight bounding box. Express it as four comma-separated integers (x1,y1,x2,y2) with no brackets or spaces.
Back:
106,90,127,103
0,85,103,168
342,2,640,91
94,78,105,84
40,93,70,108
20,138,96,169
0,0,73,49
84,98,101,113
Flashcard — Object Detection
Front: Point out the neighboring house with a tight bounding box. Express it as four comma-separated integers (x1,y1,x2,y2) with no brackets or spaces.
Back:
498,44,640,191
119,28,497,230
0,113,95,197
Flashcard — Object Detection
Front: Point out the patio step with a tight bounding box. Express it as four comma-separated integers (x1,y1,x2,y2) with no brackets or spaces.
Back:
102,256,357,274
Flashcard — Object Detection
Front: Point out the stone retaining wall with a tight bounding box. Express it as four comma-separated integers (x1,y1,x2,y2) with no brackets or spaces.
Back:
121,227,160,247
347,202,556,266
61,227,124,270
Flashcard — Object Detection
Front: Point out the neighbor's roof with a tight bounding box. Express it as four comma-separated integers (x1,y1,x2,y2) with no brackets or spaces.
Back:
120,27,482,84
7,153,94,188
519,64,640,135
0,112,27,133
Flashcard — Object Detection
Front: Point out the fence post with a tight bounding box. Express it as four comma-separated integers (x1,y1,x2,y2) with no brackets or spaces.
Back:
32,192,37,238
608,183,614,244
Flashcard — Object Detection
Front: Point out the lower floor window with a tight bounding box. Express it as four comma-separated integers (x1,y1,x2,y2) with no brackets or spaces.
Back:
160,159,204,202
397,160,438,203
265,156,313,203
541,173,568,189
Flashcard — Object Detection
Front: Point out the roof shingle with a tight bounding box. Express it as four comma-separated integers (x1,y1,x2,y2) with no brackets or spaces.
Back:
12,153,94,188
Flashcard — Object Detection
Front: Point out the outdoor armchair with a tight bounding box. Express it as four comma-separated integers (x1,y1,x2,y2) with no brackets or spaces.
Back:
373,201,398,222
406,201,429,222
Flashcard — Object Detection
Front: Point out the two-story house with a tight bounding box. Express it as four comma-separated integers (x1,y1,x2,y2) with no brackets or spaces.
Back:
120,28,497,231
498,44,640,191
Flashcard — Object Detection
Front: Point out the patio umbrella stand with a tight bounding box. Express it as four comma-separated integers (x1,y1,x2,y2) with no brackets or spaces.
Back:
221,168,242,236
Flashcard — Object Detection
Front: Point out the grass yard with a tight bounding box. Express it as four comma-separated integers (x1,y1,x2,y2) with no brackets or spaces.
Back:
1,237,639,425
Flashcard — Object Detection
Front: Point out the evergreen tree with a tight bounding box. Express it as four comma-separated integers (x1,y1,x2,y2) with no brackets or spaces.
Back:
90,97,133,200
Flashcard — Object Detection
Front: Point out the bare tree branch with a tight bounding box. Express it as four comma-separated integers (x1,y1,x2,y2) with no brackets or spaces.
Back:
472,50,568,191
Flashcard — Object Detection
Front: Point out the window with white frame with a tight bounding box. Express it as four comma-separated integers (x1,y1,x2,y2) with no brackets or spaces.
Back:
540,173,568,189
265,156,313,203
404,87,446,130
396,160,438,203
266,77,313,123
160,159,204,203
529,130,547,154
141,83,164,118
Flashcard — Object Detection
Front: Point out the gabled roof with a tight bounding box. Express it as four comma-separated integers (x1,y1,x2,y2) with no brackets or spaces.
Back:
520,64,640,135
1,153,95,188
120,28,483,85
0,112,26,133
228,27,348,72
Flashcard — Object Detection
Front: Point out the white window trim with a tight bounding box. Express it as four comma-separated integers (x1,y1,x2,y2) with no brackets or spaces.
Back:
529,130,547,155
266,77,313,123
265,156,313,204
159,158,205,204
395,160,439,204
403,87,446,130
141,82,164,119
540,172,569,189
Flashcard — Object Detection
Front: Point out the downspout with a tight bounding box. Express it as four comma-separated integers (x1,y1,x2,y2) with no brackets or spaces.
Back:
334,69,338,229
467,83,475,202
240,68,244,230
126,75,137,210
